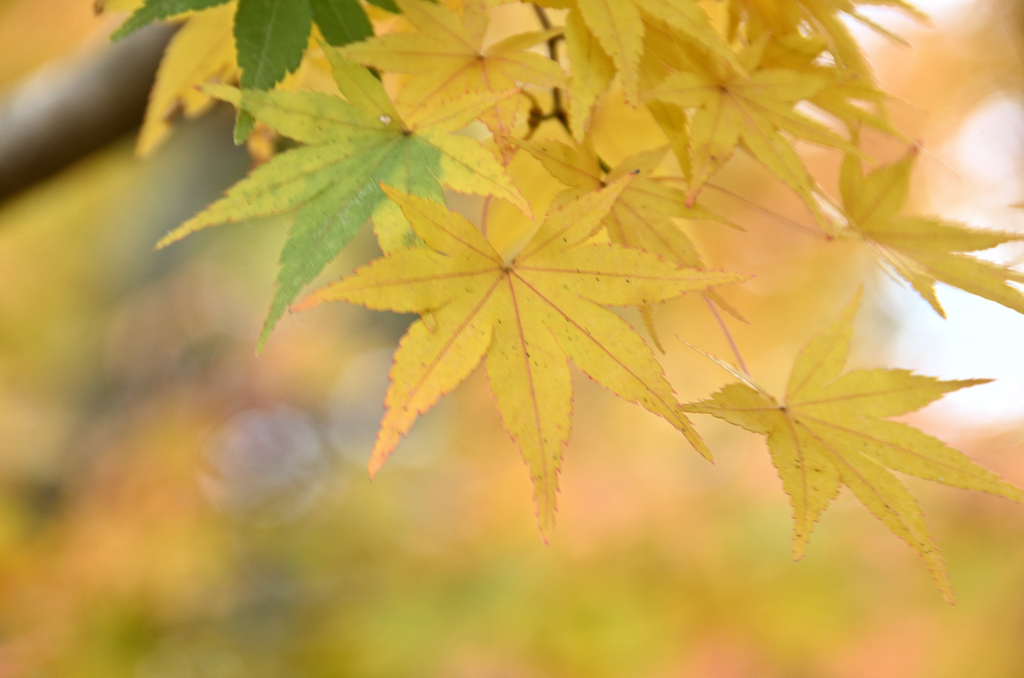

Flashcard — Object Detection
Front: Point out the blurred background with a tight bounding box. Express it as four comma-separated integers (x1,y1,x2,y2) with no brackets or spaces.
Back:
1,0,1024,676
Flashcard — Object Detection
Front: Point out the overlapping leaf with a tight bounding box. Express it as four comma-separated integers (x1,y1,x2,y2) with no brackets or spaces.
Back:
535,0,738,137
113,0,381,45
338,0,565,158
645,38,858,231
110,0,233,39
294,178,747,535
685,291,1024,602
133,2,240,155
514,137,742,345
156,55,529,349
727,0,927,77
561,6,614,143
111,0,385,141
841,147,1024,316
757,32,901,138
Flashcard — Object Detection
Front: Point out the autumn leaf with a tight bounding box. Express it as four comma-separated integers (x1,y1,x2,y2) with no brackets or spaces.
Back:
535,0,740,142
840,146,1024,316
684,290,1024,602
757,32,902,139
534,0,738,108
645,37,858,231
112,0,381,142
156,54,529,350
557,7,611,143
134,2,239,155
335,0,565,160
514,137,743,346
293,177,748,535
727,0,928,77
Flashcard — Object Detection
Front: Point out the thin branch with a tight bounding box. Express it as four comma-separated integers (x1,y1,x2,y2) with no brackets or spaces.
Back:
527,4,569,136
532,4,552,29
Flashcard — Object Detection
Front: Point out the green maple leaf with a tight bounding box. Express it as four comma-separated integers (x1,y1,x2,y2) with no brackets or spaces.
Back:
113,0,384,44
110,0,234,39
155,52,529,350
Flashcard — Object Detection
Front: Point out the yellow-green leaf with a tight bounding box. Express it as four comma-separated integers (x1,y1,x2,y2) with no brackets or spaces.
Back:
155,55,528,351
338,0,565,157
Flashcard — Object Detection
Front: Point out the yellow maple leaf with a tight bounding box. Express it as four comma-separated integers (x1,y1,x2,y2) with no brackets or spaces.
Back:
294,177,748,535
728,0,927,77
557,0,739,107
685,290,1024,602
840,147,1024,316
535,0,738,139
136,2,240,156
563,7,614,143
645,37,858,232
757,32,903,139
514,137,743,346
337,0,565,158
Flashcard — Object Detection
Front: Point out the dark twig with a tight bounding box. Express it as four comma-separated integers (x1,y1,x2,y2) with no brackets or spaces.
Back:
527,5,570,136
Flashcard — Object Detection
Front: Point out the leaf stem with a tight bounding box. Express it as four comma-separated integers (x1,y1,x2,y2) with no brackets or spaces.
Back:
702,182,830,240
481,195,494,239
705,295,750,376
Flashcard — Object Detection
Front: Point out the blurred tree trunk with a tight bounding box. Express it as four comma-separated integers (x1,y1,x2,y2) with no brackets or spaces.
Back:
0,23,174,202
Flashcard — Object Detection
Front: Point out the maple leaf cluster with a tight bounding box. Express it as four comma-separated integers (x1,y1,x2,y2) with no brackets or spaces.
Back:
106,0,1024,599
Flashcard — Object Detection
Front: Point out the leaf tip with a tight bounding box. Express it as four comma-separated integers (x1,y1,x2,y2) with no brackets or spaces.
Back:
938,576,957,605
368,431,401,480
689,430,714,463
256,306,283,355
537,522,554,545
958,377,994,387
367,452,387,480
535,502,558,544
291,290,327,314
